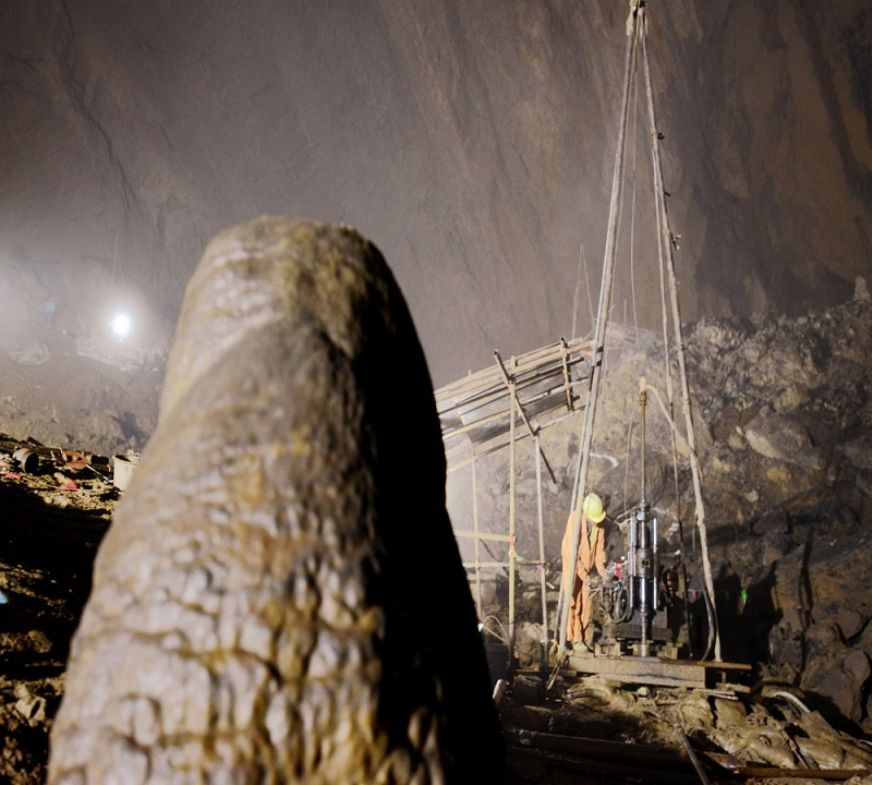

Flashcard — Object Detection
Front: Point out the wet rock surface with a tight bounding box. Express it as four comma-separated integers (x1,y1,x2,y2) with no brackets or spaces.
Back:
47,218,502,784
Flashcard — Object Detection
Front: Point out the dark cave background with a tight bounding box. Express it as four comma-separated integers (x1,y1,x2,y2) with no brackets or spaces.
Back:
1,0,870,390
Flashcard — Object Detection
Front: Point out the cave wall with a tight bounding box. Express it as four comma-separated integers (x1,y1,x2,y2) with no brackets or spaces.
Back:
1,0,870,386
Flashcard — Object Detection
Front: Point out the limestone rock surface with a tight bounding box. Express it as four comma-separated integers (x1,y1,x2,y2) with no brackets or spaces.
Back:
48,219,502,784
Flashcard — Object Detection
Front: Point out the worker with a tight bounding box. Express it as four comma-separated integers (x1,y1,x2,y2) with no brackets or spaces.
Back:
561,492,608,649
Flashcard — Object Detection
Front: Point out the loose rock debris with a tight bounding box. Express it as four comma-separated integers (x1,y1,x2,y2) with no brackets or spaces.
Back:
0,436,124,515
501,674,872,784
0,435,115,785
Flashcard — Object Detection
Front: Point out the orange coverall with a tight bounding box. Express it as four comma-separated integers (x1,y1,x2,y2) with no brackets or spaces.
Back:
561,508,607,644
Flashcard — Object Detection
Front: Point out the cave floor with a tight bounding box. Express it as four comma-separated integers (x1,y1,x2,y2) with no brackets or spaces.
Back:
0,438,113,784
501,674,872,784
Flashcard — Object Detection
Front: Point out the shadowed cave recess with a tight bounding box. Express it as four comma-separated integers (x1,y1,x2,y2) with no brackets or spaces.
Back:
1,1,871,784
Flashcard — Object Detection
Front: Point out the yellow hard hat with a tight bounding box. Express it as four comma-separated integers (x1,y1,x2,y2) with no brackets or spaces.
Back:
582,492,607,523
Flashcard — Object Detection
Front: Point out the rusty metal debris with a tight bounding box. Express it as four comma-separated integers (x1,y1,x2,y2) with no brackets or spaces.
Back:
0,435,133,509
12,447,39,473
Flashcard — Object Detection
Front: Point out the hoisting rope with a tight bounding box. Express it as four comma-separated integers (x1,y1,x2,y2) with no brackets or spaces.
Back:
557,3,641,657
638,4,720,660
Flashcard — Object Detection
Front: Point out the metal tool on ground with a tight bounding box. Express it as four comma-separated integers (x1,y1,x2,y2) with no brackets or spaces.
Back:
12,448,39,474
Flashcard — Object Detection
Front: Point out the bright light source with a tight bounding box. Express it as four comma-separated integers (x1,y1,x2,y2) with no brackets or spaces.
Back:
110,311,132,340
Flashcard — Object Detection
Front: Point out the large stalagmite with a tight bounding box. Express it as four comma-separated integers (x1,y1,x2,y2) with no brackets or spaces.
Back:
47,218,503,784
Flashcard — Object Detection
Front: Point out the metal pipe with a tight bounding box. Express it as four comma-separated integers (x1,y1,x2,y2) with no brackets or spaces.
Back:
508,385,517,654
638,377,652,653
653,515,659,612
556,410,585,636
472,452,482,618
638,506,651,656
560,338,574,411
535,435,548,667
639,377,647,508
628,510,637,612
495,350,557,485
638,382,697,655
558,6,640,651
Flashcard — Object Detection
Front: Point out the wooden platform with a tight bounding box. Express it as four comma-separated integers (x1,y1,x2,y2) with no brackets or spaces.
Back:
563,651,752,690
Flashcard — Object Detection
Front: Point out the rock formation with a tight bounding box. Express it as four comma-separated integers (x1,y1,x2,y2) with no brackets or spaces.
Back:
47,219,503,784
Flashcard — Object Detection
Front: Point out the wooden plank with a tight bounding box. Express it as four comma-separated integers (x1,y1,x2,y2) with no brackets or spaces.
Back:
454,530,511,543
564,653,707,688
434,337,592,409
505,729,689,767
462,561,510,569
680,732,712,785
505,745,701,785
438,360,586,421
733,767,868,781
703,661,752,671
446,407,581,472
704,752,868,781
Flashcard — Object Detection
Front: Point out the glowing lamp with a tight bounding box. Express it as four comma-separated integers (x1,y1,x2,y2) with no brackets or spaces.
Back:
110,311,132,340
